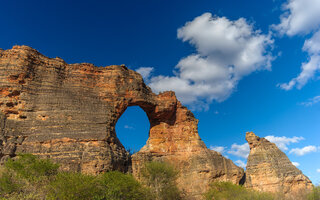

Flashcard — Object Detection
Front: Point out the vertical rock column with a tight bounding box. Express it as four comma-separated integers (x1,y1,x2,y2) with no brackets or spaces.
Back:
245,132,313,197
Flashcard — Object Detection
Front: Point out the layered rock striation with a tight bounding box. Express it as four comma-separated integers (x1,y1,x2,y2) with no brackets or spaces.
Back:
0,46,244,199
245,132,313,197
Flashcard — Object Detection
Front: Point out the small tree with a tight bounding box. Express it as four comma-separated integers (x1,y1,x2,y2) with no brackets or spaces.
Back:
140,161,181,200
47,172,100,200
97,171,151,200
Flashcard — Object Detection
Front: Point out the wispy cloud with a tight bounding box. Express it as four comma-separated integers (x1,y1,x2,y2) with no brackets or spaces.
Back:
228,143,250,159
317,169,320,173
235,160,247,168
265,135,304,151
274,0,320,90
292,162,300,167
290,145,319,156
210,134,311,168
300,95,320,106
136,67,154,80
124,125,134,130
210,146,225,154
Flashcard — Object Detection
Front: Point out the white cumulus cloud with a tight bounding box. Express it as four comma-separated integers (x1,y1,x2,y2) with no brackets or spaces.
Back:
148,13,273,109
289,145,318,156
317,169,320,173
275,0,320,90
228,143,250,159
273,0,320,36
265,135,304,151
235,160,247,168
292,162,300,167
210,146,225,154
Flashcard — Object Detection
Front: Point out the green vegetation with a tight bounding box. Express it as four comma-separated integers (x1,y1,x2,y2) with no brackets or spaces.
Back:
0,154,151,200
307,186,320,200
204,181,320,200
46,171,152,200
47,172,100,200
204,181,275,200
0,154,177,200
140,161,182,200
0,170,19,194
0,154,318,200
96,171,151,200
0,154,59,199
5,154,59,182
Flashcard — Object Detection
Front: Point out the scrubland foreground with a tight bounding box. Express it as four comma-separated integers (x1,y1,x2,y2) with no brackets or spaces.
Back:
0,154,319,200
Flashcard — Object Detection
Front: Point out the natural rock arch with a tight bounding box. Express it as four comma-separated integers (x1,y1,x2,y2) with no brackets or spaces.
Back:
0,46,244,199
114,105,150,154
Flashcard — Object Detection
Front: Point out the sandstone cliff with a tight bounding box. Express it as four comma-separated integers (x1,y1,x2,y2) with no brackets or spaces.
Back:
245,132,313,197
0,46,244,199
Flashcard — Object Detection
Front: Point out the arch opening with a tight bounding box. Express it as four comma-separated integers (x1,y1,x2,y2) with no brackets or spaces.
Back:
115,106,150,155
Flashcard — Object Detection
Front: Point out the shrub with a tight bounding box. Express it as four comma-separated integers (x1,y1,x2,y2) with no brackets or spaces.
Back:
140,161,182,200
0,192,45,200
204,181,274,200
96,171,151,200
0,155,183,200
5,154,59,182
0,154,58,199
308,186,320,200
47,172,100,200
0,170,19,195
47,171,152,200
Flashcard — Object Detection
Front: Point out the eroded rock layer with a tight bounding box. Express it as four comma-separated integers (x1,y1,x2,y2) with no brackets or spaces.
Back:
245,132,313,197
0,46,244,199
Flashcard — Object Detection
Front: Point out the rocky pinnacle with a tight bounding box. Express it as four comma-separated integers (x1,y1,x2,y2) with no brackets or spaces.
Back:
245,132,313,197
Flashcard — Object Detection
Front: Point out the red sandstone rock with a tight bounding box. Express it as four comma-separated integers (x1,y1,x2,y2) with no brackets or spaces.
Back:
0,46,244,199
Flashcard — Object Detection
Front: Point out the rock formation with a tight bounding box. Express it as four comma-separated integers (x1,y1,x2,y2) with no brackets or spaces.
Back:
245,132,313,197
0,46,244,199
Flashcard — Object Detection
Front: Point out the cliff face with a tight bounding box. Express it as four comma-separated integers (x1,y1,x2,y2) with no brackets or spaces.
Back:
245,132,313,197
0,46,244,199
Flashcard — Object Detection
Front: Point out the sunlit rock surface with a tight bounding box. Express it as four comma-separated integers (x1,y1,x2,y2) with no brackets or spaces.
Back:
0,46,244,199
245,132,313,197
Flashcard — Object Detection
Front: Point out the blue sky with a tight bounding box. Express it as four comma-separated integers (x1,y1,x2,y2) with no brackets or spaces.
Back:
1,0,319,184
